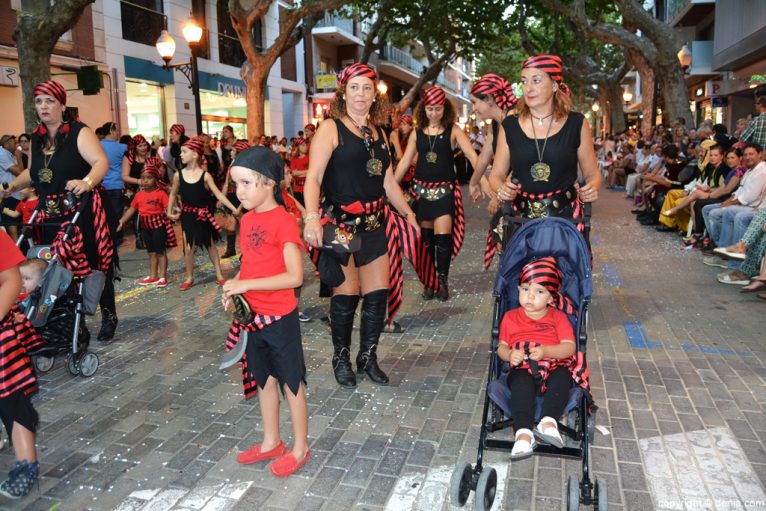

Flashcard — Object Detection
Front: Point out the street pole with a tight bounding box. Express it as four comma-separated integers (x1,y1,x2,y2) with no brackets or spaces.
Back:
190,42,203,135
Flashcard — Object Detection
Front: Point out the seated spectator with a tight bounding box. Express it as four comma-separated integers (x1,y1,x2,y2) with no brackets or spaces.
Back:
607,145,635,189
627,142,658,200
659,141,723,232
715,209,766,291
702,143,766,266
636,145,688,226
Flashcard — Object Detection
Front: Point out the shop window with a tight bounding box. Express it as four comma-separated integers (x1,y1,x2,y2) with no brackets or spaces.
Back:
121,0,164,47
191,0,210,59
126,81,165,140
217,0,262,67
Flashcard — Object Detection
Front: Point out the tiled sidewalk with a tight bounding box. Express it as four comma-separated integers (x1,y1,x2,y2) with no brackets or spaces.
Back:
1,188,764,511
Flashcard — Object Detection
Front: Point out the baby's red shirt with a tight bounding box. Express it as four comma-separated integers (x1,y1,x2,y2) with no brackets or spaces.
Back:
239,206,303,316
131,189,169,215
499,307,574,347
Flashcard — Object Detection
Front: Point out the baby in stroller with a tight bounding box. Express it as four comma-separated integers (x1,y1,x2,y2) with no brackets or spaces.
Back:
19,259,46,300
497,256,585,459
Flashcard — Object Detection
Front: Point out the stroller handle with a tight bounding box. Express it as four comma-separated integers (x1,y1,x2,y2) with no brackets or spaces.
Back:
15,191,92,248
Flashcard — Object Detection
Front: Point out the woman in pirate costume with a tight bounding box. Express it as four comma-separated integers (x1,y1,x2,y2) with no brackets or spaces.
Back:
220,140,251,258
1,80,119,342
303,63,420,389
466,73,518,269
490,55,601,228
394,86,478,301
389,114,415,192
121,134,153,248
166,137,238,290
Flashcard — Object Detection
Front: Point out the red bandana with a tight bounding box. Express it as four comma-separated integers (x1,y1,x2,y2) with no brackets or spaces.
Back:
170,124,186,136
338,63,378,86
522,55,571,97
423,86,446,106
233,140,251,153
471,74,517,110
399,114,413,127
304,123,316,132
34,80,67,105
182,137,205,156
519,256,574,314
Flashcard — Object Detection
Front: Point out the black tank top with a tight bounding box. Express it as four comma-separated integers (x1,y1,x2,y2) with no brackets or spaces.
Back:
31,122,90,199
130,159,144,180
413,129,455,182
503,112,583,194
323,120,390,206
179,170,209,208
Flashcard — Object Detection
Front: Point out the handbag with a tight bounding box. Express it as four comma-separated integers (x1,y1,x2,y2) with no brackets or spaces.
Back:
322,223,361,253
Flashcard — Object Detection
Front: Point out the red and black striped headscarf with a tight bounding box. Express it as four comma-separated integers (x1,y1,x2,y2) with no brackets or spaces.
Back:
293,137,306,147
233,140,251,153
182,137,205,156
34,80,67,105
170,124,185,136
399,114,413,127
338,63,378,87
141,156,166,190
522,55,571,97
471,74,517,110
423,86,446,106
520,256,574,314
304,123,316,133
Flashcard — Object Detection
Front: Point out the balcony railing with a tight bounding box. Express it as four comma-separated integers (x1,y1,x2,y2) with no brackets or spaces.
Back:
379,44,424,75
315,13,355,36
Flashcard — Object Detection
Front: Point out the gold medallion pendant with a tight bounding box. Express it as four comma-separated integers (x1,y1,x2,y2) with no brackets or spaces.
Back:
39,167,53,183
426,151,438,164
366,158,383,176
530,162,551,182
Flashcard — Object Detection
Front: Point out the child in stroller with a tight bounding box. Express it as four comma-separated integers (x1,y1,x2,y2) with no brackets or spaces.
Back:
450,217,605,511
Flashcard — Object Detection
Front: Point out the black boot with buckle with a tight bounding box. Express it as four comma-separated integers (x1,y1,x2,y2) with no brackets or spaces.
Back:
330,295,360,388
357,289,389,385
421,228,435,300
434,233,451,301
97,308,118,342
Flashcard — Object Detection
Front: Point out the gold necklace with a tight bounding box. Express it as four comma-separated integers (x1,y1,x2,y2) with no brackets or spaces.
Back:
426,126,440,164
39,150,55,183
346,116,383,177
529,116,554,182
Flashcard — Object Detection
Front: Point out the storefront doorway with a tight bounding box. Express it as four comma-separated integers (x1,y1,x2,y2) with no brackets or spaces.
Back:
126,80,166,139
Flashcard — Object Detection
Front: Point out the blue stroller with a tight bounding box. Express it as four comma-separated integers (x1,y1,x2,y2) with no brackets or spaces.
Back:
450,216,605,511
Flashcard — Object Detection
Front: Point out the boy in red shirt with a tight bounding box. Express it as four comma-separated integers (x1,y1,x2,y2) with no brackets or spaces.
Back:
0,230,43,499
497,257,578,460
117,159,177,288
289,138,309,205
2,187,39,249
221,146,309,478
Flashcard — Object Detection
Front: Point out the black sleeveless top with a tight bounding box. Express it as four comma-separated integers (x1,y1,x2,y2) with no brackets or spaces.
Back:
503,112,584,194
323,120,390,206
31,122,89,199
413,129,455,182
179,170,209,208
130,159,144,180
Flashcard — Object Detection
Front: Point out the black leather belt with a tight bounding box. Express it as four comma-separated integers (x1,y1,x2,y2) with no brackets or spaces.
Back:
322,202,384,233
412,182,454,202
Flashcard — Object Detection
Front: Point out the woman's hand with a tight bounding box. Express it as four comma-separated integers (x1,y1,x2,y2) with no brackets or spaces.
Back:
480,176,493,200
406,213,420,236
488,197,499,215
509,349,525,366
469,182,481,202
577,182,598,203
497,178,519,202
528,345,546,361
303,216,323,248
65,179,92,196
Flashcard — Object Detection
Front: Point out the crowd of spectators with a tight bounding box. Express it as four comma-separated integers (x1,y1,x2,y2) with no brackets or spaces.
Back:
600,94,766,300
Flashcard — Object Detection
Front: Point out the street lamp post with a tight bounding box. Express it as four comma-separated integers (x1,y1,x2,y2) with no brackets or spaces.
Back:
156,17,204,135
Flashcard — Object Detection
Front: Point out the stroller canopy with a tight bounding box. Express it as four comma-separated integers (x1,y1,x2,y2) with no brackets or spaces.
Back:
493,217,592,322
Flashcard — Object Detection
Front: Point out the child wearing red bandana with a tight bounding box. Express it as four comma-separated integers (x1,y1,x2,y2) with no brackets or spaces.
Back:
497,257,578,460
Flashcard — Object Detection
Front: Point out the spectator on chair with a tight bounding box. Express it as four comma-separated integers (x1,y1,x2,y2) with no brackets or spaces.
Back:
739,96,766,148
716,209,766,288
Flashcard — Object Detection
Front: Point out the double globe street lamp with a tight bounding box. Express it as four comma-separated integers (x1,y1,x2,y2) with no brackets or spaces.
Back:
156,17,204,135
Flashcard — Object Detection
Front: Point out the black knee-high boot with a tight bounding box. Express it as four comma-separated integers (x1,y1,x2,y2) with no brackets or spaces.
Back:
357,289,389,385
223,233,237,258
330,294,360,388
421,228,435,299
434,234,452,301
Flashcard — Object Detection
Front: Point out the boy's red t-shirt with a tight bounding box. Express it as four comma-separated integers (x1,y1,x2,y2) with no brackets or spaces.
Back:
0,230,24,273
131,189,169,216
15,198,38,225
290,155,309,192
499,307,574,347
239,206,303,316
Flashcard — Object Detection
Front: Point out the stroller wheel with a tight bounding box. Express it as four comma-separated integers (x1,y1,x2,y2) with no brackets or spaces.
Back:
66,354,80,376
595,478,608,511
449,462,473,507
475,467,496,511
567,475,580,511
32,355,55,373
79,353,99,378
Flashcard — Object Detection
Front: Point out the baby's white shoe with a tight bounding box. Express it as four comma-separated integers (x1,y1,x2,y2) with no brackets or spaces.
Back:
534,416,564,448
511,428,536,460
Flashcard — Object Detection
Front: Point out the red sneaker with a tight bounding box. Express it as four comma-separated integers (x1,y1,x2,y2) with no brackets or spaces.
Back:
139,276,159,286
155,278,168,288
236,441,285,465
179,281,194,291
269,449,310,477
217,279,227,286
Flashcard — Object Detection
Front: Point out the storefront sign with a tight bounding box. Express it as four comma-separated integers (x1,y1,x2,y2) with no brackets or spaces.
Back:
315,74,338,90
313,102,330,119
217,82,246,99
0,65,19,87
705,79,748,97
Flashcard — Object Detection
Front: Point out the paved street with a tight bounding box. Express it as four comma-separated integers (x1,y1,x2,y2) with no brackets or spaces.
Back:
2,187,765,511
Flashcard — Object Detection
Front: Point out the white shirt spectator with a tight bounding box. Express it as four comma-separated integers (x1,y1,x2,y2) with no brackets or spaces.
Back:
734,161,766,208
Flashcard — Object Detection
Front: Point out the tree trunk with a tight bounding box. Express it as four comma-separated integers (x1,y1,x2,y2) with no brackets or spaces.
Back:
15,24,55,132
241,60,268,140
598,89,610,136
657,60,692,127
606,83,626,134
627,49,654,134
